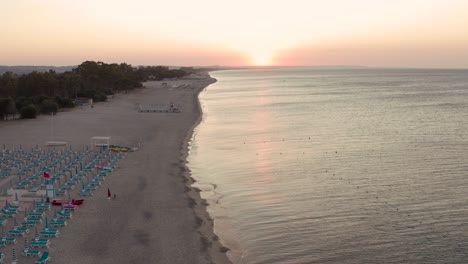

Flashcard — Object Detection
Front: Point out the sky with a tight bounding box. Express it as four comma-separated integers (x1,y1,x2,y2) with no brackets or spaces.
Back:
2,0,468,67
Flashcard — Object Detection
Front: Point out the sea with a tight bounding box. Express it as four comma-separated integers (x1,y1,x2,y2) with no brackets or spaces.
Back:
187,67,468,264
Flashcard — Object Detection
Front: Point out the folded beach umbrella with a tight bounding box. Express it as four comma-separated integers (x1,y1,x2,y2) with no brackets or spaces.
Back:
34,226,39,239
15,192,18,202
24,237,29,249
13,217,18,227
45,216,49,229
12,247,17,263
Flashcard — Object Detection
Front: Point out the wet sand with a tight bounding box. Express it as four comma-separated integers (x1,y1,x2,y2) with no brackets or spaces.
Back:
0,73,231,264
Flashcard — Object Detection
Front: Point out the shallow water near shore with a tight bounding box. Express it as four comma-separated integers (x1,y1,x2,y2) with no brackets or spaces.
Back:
189,67,468,264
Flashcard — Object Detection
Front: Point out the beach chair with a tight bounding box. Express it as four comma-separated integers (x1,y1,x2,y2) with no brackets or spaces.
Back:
0,241,5,248
79,189,93,196
62,204,77,211
55,211,72,219
34,204,50,210
0,218,7,226
42,227,59,233
27,210,45,218
40,230,59,238
55,188,66,196
24,217,42,224
30,240,49,249
22,247,40,257
0,236,17,244
35,251,50,263
8,229,26,237
21,220,37,227
1,209,15,218
0,252,3,263
49,219,66,227
6,203,19,210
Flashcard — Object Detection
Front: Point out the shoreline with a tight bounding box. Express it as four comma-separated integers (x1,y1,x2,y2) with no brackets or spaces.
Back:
0,72,231,264
180,74,233,263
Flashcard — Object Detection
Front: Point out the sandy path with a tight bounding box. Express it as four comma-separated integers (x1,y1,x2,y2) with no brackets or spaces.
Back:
0,73,231,264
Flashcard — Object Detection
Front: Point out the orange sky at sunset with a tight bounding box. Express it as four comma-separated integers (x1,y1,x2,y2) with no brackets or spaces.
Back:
2,0,468,68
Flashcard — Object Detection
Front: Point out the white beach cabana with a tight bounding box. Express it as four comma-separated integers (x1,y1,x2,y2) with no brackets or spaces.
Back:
90,136,111,148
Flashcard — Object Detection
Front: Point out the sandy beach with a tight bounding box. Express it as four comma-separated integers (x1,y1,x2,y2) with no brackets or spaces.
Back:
0,72,231,264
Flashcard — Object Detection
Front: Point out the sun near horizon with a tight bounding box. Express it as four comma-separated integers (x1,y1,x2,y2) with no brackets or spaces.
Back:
2,0,468,68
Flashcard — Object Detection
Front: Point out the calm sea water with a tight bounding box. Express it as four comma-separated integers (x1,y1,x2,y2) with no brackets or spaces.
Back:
188,67,468,264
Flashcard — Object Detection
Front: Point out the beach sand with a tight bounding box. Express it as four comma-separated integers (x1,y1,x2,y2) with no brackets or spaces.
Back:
0,73,231,264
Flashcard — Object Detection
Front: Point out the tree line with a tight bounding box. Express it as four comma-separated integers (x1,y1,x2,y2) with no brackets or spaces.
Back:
0,61,197,119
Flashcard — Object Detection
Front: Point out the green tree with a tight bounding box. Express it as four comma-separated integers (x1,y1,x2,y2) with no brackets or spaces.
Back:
39,99,58,114
19,104,37,119
0,97,16,120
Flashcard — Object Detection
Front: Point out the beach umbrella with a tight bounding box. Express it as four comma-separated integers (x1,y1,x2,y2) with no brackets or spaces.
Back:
12,247,17,264
80,162,83,171
34,226,39,239
40,195,44,204
81,181,85,190
45,216,49,229
14,192,18,202
107,188,111,199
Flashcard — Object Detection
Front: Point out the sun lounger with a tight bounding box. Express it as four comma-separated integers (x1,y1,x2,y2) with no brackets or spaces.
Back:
0,218,7,226
21,221,37,227
30,240,49,249
40,230,59,238
0,236,17,244
55,188,66,195
22,247,41,257
24,217,41,223
0,252,3,262
55,211,72,219
49,219,66,227
8,229,26,236
1,209,15,217
12,226,28,233
35,251,50,263
41,229,59,237
27,211,44,218
62,204,77,211
79,189,93,196
34,204,50,210
6,203,19,209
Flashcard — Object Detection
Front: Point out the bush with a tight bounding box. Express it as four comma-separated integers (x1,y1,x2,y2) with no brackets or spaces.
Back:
93,92,107,102
54,96,75,108
20,104,37,119
39,100,58,114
